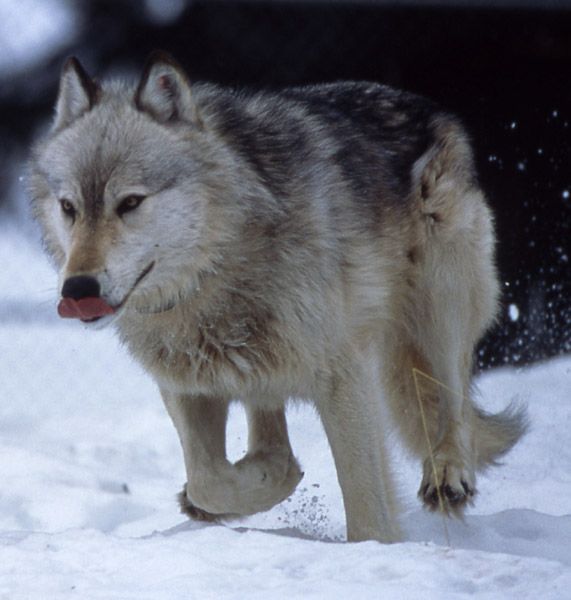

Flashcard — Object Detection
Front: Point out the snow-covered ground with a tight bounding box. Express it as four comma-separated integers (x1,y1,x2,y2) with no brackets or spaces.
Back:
1,223,570,599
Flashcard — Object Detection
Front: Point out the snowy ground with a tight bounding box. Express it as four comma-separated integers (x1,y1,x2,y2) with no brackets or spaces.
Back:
1,224,570,599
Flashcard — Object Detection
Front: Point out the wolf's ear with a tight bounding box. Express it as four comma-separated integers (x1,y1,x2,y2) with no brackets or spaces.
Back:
54,57,100,130
134,51,200,125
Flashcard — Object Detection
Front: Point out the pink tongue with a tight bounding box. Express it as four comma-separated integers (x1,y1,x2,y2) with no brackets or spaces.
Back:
57,297,115,320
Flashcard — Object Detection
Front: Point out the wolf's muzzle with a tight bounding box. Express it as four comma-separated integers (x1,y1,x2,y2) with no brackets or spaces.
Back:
58,275,115,322
58,262,155,322
61,275,101,300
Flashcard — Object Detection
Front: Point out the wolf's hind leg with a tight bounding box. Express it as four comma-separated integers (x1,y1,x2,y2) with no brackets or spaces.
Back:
384,117,526,514
415,353,478,514
381,338,476,515
161,389,302,519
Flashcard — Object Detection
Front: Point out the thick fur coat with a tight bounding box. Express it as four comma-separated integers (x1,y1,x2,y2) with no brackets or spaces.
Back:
29,54,526,542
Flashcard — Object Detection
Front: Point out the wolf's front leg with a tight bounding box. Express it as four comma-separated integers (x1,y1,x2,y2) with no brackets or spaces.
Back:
318,350,401,543
234,405,304,507
160,389,302,519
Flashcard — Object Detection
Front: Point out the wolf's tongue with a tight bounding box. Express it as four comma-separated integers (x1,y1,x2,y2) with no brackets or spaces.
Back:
57,297,116,320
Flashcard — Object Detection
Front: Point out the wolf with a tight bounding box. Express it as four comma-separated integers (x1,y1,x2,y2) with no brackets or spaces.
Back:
28,52,526,543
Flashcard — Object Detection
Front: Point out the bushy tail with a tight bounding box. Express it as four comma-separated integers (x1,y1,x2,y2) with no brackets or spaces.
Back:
474,402,529,470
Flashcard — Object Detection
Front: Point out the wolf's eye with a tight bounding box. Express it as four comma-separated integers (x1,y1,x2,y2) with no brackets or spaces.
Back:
117,194,146,217
59,198,76,221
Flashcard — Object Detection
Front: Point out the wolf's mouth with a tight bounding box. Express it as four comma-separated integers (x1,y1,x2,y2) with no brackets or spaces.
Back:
58,261,155,323
117,260,156,311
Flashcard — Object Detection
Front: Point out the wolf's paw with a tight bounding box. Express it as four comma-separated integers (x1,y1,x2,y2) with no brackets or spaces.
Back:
234,450,303,501
419,458,476,515
178,485,237,522
180,451,303,518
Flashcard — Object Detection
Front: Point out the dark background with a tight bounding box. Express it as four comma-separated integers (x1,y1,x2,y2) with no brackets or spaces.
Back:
2,0,569,369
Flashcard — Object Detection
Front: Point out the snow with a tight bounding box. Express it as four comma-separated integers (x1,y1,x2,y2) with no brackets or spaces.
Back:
0,0,78,77
1,224,570,598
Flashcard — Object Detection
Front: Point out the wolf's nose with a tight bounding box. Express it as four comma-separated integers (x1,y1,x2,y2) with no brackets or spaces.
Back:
61,275,101,300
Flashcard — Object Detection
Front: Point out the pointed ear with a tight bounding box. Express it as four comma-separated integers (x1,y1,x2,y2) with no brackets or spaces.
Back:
54,57,100,130
134,51,200,125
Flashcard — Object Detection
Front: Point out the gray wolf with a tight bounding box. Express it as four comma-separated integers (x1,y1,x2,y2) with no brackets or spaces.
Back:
28,52,527,543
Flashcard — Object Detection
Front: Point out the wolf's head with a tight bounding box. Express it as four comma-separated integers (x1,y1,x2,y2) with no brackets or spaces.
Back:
29,53,225,326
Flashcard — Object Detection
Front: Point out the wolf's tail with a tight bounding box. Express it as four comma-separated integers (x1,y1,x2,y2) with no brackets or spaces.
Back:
474,402,529,469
